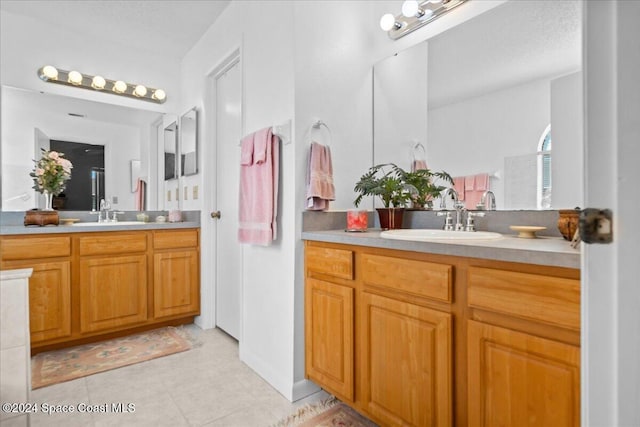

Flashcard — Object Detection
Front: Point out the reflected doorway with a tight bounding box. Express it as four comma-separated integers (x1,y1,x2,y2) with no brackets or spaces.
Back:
50,140,105,210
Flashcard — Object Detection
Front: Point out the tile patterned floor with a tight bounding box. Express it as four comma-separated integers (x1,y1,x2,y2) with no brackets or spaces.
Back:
29,326,329,427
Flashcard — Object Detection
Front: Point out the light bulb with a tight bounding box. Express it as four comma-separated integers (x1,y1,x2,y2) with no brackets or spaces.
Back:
91,75,106,90
133,85,147,97
429,0,443,3
422,9,434,19
402,0,420,17
113,80,127,94
152,89,166,101
68,70,83,85
41,65,58,81
380,13,398,31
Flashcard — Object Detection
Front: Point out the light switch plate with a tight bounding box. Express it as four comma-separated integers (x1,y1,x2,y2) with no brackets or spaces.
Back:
193,185,199,200
184,186,188,200
167,190,171,202
175,187,179,200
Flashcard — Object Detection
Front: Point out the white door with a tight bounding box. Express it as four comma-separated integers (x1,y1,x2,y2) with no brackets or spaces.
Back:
214,58,242,340
34,128,50,209
582,1,640,426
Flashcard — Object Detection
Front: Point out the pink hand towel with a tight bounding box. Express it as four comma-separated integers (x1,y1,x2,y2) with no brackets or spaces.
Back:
253,127,269,164
240,133,254,165
238,127,279,245
475,173,489,191
411,159,428,172
306,142,335,211
452,177,465,201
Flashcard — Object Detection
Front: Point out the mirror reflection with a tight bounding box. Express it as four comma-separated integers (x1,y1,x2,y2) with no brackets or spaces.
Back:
1,86,163,211
180,108,198,177
164,121,178,180
373,0,582,210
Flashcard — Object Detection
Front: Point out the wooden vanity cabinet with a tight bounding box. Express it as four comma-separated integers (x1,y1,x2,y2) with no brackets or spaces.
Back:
152,230,200,319
304,246,355,402
78,233,148,333
304,240,580,427
0,236,72,344
0,228,200,352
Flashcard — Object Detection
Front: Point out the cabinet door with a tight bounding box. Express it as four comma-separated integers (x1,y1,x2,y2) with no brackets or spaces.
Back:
305,277,354,401
361,292,452,427
28,261,71,343
467,320,580,427
79,255,147,333
153,250,199,318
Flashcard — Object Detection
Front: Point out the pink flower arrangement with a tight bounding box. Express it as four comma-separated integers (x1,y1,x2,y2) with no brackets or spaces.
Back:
30,149,73,195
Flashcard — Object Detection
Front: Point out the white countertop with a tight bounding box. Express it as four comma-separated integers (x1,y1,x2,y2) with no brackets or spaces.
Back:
302,229,580,269
0,221,200,235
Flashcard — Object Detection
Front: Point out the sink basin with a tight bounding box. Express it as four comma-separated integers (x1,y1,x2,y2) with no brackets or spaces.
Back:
380,229,503,241
72,221,145,227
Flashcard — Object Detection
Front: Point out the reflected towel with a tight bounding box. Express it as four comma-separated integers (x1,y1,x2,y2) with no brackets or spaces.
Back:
452,177,465,201
411,159,428,172
306,142,335,211
475,173,489,191
238,127,279,245
135,179,146,211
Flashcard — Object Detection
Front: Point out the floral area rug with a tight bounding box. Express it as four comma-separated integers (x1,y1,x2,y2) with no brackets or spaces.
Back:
31,326,196,389
272,396,379,427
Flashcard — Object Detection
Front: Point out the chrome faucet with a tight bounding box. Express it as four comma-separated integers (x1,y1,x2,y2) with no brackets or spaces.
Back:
476,190,496,211
99,199,111,222
439,188,466,231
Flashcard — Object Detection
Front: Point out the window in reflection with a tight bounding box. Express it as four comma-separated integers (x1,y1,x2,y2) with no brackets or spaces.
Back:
537,125,552,209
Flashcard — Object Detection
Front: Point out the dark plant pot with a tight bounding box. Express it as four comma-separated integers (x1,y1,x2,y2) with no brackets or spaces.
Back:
376,207,405,230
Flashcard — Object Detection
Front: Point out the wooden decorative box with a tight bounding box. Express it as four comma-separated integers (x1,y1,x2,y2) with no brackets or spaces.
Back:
24,210,59,226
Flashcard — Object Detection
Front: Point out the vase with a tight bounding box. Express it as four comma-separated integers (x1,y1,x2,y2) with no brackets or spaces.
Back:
557,208,580,241
376,207,405,230
43,191,54,211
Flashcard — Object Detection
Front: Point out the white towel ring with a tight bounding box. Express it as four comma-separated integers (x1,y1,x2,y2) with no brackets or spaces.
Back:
311,120,332,147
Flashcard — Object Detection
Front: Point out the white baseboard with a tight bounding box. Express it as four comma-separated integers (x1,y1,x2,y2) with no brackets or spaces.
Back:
292,379,321,402
240,345,293,401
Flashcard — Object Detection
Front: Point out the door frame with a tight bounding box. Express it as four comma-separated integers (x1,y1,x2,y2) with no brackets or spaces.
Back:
582,1,640,425
197,46,243,331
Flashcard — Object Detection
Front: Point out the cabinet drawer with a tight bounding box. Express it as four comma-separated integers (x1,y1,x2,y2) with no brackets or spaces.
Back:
306,246,354,280
153,229,198,250
362,254,452,302
79,233,147,256
468,266,580,330
1,236,70,260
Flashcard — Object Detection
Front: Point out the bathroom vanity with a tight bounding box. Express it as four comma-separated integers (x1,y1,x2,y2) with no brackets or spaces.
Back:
303,229,580,427
0,223,200,353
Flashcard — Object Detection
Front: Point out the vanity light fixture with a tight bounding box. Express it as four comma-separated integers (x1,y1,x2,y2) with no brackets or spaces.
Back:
37,65,167,104
381,0,468,40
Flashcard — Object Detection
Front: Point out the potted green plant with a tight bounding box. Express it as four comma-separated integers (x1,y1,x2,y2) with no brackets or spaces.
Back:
392,164,453,210
353,163,415,229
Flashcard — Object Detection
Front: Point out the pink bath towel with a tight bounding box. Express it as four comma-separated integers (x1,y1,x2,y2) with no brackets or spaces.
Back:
135,178,146,211
240,133,254,165
238,127,279,245
474,173,489,191
306,142,335,211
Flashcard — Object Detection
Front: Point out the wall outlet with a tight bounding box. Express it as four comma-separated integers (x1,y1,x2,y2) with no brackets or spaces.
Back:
167,190,171,202
111,196,118,204
193,185,199,200
184,186,188,200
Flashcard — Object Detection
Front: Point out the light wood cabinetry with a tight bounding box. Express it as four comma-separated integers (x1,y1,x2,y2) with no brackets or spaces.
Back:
0,228,200,352
361,292,451,426
304,240,580,427
1,236,71,344
152,230,200,319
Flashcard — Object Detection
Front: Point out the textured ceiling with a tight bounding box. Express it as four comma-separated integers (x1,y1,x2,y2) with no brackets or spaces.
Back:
428,0,582,108
0,0,230,59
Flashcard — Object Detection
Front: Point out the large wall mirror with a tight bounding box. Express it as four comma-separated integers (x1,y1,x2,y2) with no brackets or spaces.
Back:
180,107,198,176
1,86,163,211
373,0,583,210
